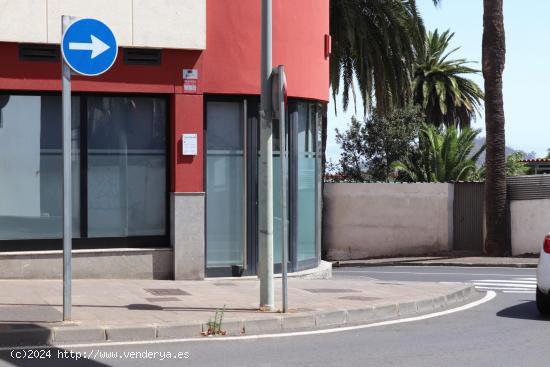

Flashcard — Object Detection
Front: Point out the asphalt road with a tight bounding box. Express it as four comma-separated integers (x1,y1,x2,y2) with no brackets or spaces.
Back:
1,266,548,367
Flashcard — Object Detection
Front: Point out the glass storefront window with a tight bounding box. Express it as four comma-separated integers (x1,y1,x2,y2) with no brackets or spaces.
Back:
0,95,80,240
87,97,167,238
0,94,167,247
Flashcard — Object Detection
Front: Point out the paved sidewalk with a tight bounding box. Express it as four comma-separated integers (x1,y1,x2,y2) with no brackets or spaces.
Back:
0,278,477,346
333,256,539,268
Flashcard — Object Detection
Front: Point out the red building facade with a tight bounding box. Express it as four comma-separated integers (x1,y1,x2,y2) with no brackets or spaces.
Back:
0,0,329,279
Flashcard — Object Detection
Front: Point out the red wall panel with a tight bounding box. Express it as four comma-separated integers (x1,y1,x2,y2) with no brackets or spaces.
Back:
171,94,204,193
273,0,330,102
201,0,329,101
0,44,202,93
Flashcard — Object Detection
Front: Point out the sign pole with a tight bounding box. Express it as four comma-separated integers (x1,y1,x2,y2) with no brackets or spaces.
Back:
259,0,274,311
60,15,117,322
61,15,73,322
277,65,288,313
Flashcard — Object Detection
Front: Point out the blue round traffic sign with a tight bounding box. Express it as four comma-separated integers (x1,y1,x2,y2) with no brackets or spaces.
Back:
61,18,118,76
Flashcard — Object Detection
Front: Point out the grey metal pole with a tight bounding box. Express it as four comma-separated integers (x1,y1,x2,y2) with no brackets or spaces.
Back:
278,65,288,313
259,0,274,311
61,15,72,321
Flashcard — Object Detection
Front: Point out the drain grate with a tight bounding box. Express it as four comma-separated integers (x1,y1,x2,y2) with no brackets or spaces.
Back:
302,288,360,294
338,296,380,301
213,283,237,287
145,297,181,302
144,288,190,296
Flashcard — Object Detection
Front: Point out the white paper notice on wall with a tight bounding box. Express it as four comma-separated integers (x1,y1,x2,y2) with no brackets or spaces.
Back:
182,134,198,156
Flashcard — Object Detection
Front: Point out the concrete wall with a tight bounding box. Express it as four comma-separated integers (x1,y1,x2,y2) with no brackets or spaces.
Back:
323,183,453,260
0,0,206,49
511,198,550,255
0,248,172,279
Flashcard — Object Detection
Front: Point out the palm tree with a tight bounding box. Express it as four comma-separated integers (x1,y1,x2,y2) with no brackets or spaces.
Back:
326,0,426,179
412,29,484,128
432,0,507,256
392,124,485,182
330,0,425,115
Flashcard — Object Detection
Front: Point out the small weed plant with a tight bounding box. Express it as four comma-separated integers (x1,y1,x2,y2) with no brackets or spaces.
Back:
202,305,226,336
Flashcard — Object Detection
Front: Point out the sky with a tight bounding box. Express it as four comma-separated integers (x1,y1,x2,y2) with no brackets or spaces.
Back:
326,0,550,163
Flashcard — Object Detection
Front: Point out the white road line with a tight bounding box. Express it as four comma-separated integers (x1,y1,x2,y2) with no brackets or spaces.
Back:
337,266,537,271
472,277,537,293
475,286,535,291
0,291,496,351
474,283,536,288
473,279,536,284
335,270,535,277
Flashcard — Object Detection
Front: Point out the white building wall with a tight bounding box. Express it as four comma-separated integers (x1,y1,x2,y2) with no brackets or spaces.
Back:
0,1,47,43
0,0,206,50
46,0,134,46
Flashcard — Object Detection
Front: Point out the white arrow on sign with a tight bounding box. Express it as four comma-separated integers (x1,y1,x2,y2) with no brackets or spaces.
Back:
69,35,110,59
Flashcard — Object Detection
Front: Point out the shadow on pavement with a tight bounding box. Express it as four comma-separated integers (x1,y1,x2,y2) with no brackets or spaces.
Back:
496,300,550,321
0,324,110,367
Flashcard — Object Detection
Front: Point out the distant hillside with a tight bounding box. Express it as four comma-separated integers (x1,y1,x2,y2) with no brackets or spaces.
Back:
473,137,536,165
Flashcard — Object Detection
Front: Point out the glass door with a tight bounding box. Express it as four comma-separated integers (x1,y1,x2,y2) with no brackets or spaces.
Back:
205,100,247,275
205,96,321,277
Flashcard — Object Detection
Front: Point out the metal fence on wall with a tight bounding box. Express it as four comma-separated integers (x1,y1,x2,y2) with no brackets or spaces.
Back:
507,175,550,201
453,175,550,254
453,182,485,252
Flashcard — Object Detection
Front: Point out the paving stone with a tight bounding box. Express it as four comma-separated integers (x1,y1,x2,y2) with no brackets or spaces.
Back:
316,310,347,326
371,304,398,320
243,318,282,334
54,326,105,344
346,307,375,323
433,296,447,309
105,325,156,342
415,298,435,314
157,323,202,339
281,314,316,330
397,301,417,316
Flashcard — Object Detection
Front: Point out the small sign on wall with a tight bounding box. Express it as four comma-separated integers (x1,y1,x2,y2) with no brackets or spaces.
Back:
183,69,199,94
182,134,198,156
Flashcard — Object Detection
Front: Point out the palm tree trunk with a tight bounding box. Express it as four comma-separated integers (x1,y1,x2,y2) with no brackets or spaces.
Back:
482,0,507,256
